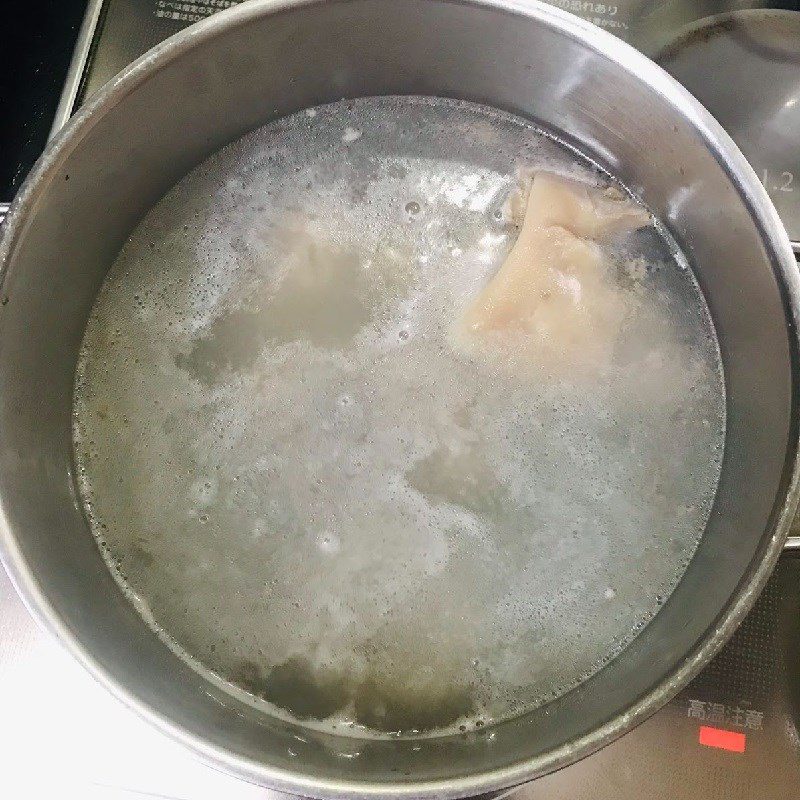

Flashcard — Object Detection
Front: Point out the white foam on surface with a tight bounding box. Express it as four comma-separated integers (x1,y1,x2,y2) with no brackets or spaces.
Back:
73,96,725,739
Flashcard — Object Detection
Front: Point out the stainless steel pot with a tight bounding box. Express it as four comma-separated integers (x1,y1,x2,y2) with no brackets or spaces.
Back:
1,1,799,797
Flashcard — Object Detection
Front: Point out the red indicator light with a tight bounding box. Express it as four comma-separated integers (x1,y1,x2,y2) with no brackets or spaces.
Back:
698,725,746,753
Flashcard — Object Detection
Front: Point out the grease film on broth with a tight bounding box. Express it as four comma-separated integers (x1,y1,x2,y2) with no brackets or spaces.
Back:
72,96,725,737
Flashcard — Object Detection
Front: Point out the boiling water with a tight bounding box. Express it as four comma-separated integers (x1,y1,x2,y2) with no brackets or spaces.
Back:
73,97,725,737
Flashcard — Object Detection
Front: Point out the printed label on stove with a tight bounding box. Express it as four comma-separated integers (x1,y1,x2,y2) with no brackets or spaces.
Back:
154,0,242,24
544,1,629,33
762,169,795,195
687,699,764,730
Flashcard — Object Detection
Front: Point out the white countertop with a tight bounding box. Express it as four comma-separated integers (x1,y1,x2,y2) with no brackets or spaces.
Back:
0,565,290,800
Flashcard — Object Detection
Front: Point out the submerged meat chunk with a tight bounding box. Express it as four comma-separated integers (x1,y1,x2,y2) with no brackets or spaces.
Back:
459,172,650,370
511,171,651,238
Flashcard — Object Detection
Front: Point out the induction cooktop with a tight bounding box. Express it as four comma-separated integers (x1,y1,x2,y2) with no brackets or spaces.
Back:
2,2,800,798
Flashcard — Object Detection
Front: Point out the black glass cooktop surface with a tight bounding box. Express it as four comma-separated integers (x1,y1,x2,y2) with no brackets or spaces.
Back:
0,0,88,201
